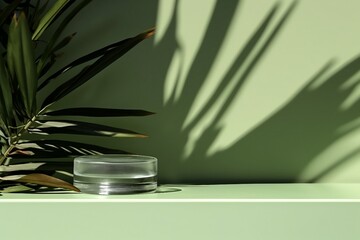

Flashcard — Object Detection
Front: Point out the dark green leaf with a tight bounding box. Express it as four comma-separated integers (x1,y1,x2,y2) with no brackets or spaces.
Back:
12,90,27,122
31,0,50,29
43,107,154,117
0,163,72,177
6,14,19,88
38,27,154,91
40,28,155,107
0,27,8,49
0,162,56,177
30,120,147,138
37,0,91,74
8,12,38,116
0,0,21,26
52,32,77,53
38,53,57,78
32,0,71,40
0,162,45,172
27,0,41,28
15,140,128,156
0,53,13,126
19,12,37,114
37,33,77,77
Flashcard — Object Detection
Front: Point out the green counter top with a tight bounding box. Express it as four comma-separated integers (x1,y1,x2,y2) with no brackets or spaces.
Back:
1,183,360,200
1,184,360,240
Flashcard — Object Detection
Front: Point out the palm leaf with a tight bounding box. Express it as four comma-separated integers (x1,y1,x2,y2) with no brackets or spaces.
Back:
42,107,154,117
14,140,128,157
32,0,71,40
0,53,13,126
0,162,46,173
30,0,50,30
37,0,91,74
0,0,21,26
0,184,34,193
37,38,133,91
1,173,79,192
40,28,155,107
38,29,154,91
37,33,77,77
29,120,146,138
7,12,37,116
0,162,73,175
52,32,77,53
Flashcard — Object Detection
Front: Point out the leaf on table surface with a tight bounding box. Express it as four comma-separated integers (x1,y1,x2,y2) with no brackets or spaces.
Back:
42,107,154,117
30,120,147,138
40,28,155,107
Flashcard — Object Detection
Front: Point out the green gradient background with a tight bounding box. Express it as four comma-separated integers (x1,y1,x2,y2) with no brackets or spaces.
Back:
39,0,360,183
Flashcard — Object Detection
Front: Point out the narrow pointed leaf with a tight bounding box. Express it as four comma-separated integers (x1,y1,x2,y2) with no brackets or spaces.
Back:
37,0,91,74
0,162,72,175
10,147,81,158
41,28,155,107
15,140,128,156
52,32,77,53
15,173,79,192
8,13,38,116
7,14,20,90
0,54,13,125
32,0,71,40
0,184,34,193
10,148,86,158
7,13,29,116
27,0,42,28
31,0,50,30
38,28,154,91
43,107,154,117
0,163,45,172
30,120,147,138
19,12,37,114
0,0,21,26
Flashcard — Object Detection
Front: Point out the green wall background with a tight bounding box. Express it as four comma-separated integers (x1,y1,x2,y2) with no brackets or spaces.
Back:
41,0,360,183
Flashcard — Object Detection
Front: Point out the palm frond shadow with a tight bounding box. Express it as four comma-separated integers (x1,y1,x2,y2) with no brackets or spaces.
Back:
190,57,360,183
144,0,360,183
44,0,360,184
144,0,307,183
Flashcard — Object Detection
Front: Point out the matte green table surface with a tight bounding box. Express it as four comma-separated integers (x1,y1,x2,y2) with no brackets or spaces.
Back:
1,183,360,200
0,184,360,200
1,184,360,240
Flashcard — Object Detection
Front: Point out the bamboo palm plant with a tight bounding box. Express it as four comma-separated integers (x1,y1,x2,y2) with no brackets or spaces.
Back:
0,0,154,192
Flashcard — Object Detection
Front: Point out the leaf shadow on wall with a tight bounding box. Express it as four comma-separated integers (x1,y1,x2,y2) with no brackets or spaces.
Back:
135,0,360,183
49,0,360,184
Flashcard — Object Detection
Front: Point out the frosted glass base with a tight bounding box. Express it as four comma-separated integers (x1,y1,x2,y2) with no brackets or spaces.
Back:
73,154,157,195
73,181,157,195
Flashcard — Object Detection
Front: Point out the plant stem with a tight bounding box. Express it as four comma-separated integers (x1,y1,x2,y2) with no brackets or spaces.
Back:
0,108,47,165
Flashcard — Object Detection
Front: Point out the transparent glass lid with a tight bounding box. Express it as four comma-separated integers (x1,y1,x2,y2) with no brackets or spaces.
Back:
74,154,157,195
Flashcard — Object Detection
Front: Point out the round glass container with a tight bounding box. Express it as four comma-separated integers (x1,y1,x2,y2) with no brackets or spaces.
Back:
74,154,157,195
